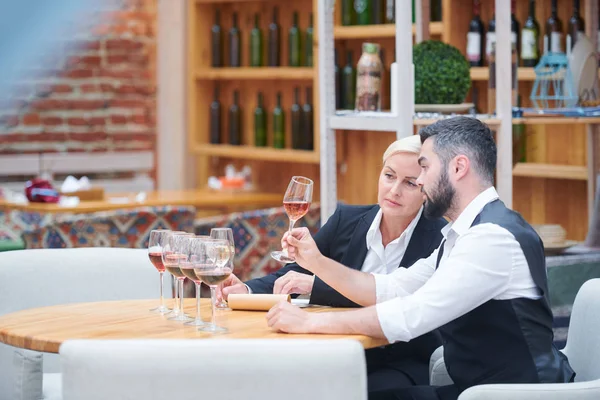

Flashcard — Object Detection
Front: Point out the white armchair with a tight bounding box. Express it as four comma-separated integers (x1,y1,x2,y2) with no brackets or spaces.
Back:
60,339,367,400
429,278,600,399
0,248,168,400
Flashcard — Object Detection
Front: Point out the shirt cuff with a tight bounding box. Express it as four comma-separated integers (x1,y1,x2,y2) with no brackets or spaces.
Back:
245,284,252,294
375,298,411,343
372,273,396,303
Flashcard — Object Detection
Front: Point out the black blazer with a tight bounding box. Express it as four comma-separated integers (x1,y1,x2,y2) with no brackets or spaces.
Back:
246,204,446,307
246,204,447,385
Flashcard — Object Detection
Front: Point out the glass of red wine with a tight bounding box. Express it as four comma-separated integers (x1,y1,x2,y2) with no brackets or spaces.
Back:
148,229,171,314
196,238,233,333
180,236,212,327
210,227,235,310
161,231,194,322
271,176,313,263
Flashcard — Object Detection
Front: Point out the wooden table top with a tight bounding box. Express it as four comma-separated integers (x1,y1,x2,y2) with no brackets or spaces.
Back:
0,189,282,213
0,299,388,353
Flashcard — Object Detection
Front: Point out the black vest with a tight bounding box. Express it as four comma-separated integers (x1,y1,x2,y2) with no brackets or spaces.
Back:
436,200,575,392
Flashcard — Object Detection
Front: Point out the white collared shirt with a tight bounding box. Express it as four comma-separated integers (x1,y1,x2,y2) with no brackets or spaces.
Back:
361,206,423,274
373,187,541,343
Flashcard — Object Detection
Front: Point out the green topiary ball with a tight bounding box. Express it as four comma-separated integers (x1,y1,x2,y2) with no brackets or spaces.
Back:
414,40,471,104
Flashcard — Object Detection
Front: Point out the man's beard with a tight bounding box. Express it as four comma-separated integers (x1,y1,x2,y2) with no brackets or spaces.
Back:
422,168,455,219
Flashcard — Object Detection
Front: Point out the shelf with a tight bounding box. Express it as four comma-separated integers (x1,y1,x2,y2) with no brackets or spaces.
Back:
194,144,320,164
471,67,537,81
414,117,501,127
329,111,398,131
512,163,587,180
195,68,314,80
514,117,600,125
334,22,443,39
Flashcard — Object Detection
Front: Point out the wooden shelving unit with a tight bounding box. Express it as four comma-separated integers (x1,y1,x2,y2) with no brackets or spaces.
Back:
513,163,588,180
334,22,443,39
194,144,320,164
195,67,314,80
470,67,537,81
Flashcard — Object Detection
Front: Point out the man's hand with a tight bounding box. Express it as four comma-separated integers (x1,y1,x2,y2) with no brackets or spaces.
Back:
282,227,323,272
273,271,315,295
216,273,248,301
266,301,316,333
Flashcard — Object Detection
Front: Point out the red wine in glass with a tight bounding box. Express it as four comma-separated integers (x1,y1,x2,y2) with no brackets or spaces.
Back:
148,252,165,272
283,201,310,220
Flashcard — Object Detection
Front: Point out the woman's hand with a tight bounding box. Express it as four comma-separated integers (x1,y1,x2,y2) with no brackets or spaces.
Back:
282,227,323,272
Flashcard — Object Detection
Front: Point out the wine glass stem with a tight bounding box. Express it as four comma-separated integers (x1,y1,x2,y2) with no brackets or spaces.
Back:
210,286,217,326
288,218,296,232
195,282,201,321
173,277,180,313
179,279,185,314
159,272,165,309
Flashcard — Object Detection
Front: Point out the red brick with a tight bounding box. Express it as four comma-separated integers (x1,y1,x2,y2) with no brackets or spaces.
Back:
63,69,95,79
98,69,137,79
110,99,146,108
88,117,106,126
22,113,41,126
116,84,136,94
80,84,99,93
100,83,115,92
69,55,102,67
69,100,106,110
69,132,109,142
66,40,101,52
41,117,63,126
129,114,147,124
110,115,127,124
67,118,87,126
106,54,129,64
31,99,68,111
106,39,144,51
52,84,73,93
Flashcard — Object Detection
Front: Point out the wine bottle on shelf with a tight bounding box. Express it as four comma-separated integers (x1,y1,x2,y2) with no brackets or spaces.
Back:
250,14,263,67
254,92,267,147
385,0,395,24
521,0,540,67
354,0,372,26
341,50,356,110
211,9,223,67
568,0,585,50
335,50,341,110
228,90,241,145
373,0,384,25
291,87,302,150
466,0,485,67
302,87,314,151
546,0,563,53
341,0,355,26
305,13,313,67
486,11,496,60
209,84,221,144
511,0,520,57
288,11,301,67
229,13,241,67
273,92,285,149
268,7,281,67
430,0,442,22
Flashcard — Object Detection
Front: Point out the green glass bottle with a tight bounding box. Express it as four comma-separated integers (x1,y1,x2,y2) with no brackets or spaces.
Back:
305,13,313,67
291,87,302,149
254,92,267,147
228,90,241,145
288,12,301,67
341,50,356,110
342,0,355,26
373,0,384,24
268,7,281,67
273,92,285,149
302,87,314,150
250,14,263,67
229,13,241,67
354,0,372,26
521,0,540,67
209,84,221,144
211,9,223,67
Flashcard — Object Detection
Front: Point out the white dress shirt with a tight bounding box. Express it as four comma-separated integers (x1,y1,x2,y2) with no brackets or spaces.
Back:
361,206,423,274
373,187,541,343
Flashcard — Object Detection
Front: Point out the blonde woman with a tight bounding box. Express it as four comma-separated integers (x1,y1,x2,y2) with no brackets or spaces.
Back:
220,135,447,393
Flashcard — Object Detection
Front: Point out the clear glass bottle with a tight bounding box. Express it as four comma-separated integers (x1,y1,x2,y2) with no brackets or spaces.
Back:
355,42,383,111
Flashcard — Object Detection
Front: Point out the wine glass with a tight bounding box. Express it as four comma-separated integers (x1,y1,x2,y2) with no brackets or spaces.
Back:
210,227,235,310
196,238,232,333
148,229,172,314
161,231,194,322
180,236,211,327
271,176,313,263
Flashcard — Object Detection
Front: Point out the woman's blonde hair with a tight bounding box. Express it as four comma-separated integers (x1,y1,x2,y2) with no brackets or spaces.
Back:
382,135,422,163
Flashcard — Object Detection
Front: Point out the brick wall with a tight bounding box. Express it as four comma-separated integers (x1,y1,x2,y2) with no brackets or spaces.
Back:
0,0,156,156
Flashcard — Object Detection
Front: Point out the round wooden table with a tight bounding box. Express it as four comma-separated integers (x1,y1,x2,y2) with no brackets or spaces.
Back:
0,299,388,353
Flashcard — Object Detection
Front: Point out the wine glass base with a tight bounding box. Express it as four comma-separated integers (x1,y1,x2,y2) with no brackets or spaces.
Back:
215,300,230,310
168,314,193,322
198,324,228,333
184,319,207,327
270,251,295,263
149,305,171,314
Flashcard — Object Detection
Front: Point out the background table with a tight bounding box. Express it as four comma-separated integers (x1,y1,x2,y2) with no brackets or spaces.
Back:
0,299,388,353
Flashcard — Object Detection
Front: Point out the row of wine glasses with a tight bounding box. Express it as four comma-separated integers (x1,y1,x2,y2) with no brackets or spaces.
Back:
147,229,234,332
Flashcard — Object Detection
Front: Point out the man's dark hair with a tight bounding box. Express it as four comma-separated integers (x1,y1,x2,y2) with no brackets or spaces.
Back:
418,116,497,185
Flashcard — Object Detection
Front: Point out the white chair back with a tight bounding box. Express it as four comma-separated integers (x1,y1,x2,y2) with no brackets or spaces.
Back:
60,339,367,400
